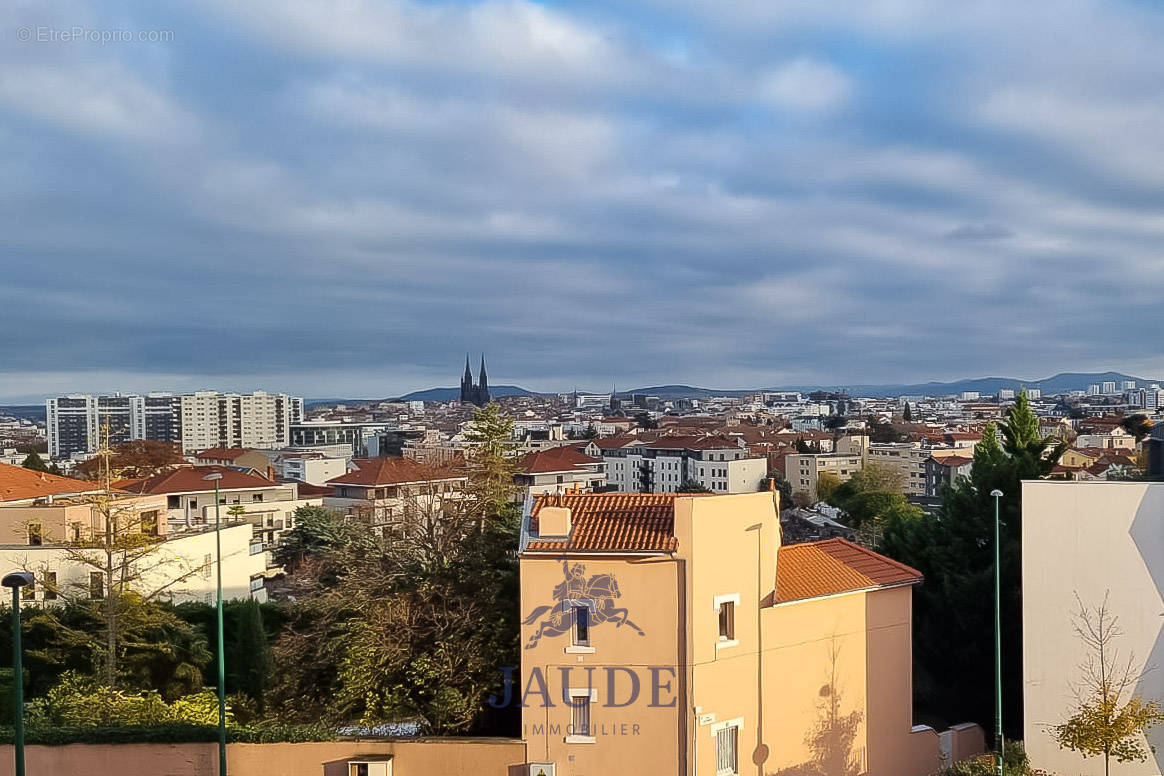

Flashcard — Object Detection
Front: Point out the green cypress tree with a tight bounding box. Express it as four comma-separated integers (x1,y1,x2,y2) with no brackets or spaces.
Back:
228,600,272,713
880,398,1065,739
21,452,49,472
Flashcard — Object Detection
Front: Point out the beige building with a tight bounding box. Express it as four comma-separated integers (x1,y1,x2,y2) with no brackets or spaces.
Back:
1022,481,1164,776
514,447,606,498
176,391,301,453
324,457,467,527
866,443,971,497
598,436,767,494
0,463,266,604
517,491,983,775
786,452,864,500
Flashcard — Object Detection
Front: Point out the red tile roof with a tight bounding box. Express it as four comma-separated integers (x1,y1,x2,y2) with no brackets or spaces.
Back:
644,434,740,451
0,463,101,503
519,447,602,474
327,457,467,487
931,455,974,468
527,492,681,552
590,435,637,450
114,465,278,495
194,447,251,461
776,539,923,603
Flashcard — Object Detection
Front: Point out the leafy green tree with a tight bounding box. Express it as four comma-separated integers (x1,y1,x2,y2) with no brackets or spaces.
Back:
272,505,360,575
880,392,1066,738
21,452,49,472
1053,594,1164,776
1,596,210,701
266,510,520,734
1119,413,1153,442
815,472,842,503
677,480,713,493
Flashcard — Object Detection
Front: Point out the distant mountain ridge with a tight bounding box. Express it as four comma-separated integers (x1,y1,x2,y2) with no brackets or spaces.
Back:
304,371,1162,407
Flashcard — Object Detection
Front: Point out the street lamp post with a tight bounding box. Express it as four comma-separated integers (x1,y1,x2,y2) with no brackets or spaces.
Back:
990,488,1004,776
203,472,227,776
3,571,35,776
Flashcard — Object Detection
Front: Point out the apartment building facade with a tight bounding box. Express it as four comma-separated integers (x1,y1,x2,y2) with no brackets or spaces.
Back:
0,463,267,604
176,391,302,453
1022,481,1163,776
46,393,178,458
47,391,302,457
598,436,766,493
517,491,983,775
324,457,468,527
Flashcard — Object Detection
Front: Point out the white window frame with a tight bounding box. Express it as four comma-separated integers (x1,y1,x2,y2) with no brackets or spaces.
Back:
565,687,598,744
710,717,745,776
714,593,740,650
564,599,596,654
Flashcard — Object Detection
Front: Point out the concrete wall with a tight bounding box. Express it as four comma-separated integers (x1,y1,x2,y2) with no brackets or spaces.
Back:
1022,481,1164,776
0,739,527,776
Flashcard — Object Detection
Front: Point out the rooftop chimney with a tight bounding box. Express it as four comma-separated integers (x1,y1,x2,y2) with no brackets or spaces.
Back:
538,504,572,538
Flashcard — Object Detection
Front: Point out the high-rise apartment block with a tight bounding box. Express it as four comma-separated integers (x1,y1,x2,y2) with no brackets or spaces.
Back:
46,391,302,457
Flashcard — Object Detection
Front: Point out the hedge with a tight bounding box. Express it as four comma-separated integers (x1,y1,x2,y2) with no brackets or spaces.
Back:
0,721,339,746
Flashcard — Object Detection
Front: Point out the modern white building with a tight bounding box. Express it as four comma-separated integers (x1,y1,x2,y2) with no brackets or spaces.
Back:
46,391,302,457
46,393,178,458
1022,481,1164,776
599,436,766,493
176,391,302,453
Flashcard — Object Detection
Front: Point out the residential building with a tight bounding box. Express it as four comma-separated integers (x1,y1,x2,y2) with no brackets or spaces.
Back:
192,447,273,473
0,463,265,604
114,466,319,550
290,420,395,457
514,447,606,497
47,391,302,457
785,452,864,500
324,457,467,527
1101,380,1117,394
868,442,976,498
1022,481,1163,775
274,451,348,486
176,391,301,453
923,454,974,498
1074,426,1135,450
46,393,178,458
518,491,983,775
598,436,766,493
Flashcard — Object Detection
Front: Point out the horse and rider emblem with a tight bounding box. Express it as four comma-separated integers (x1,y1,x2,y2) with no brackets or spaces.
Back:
522,562,645,649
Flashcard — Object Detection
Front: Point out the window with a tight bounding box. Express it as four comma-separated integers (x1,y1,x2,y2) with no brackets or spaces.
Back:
141,510,159,536
716,724,739,775
168,495,180,509
27,523,42,546
718,601,735,641
573,605,591,646
715,594,740,648
203,553,213,579
565,688,598,742
89,572,104,599
43,572,57,601
252,493,263,502
22,577,35,601
571,696,591,737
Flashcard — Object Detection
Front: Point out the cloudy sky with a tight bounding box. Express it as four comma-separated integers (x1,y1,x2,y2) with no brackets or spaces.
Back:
4,0,1164,401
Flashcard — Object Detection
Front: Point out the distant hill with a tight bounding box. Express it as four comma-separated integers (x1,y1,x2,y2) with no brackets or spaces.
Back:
0,405,46,422
395,385,541,402
767,371,1159,399
306,370,1162,408
622,385,755,399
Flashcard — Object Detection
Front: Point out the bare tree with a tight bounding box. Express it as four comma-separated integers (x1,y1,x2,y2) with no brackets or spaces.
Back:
1052,592,1164,776
59,426,205,688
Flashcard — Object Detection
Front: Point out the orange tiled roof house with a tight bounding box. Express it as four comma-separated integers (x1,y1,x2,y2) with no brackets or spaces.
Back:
516,491,984,775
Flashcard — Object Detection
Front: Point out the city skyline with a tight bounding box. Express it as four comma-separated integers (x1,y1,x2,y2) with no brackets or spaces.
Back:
5,0,1164,401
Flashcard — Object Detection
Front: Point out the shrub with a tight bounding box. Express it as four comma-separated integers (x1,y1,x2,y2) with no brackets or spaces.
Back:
937,741,1047,776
